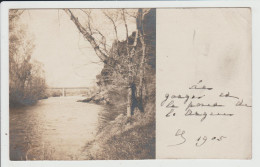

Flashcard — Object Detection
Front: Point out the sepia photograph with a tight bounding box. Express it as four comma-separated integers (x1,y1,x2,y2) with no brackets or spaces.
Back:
9,8,156,160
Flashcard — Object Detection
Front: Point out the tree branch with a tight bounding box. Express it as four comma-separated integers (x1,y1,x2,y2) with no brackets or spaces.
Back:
63,9,109,63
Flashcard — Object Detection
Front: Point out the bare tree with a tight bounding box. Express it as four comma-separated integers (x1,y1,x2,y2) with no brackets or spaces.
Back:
63,9,151,117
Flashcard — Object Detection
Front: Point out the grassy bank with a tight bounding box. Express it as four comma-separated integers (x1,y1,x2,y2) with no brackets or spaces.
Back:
80,101,155,160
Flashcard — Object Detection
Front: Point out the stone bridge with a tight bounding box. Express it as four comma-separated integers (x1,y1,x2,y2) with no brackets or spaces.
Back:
47,87,90,97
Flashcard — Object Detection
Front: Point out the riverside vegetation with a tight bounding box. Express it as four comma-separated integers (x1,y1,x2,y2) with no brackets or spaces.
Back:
9,10,47,107
70,9,156,159
9,9,156,159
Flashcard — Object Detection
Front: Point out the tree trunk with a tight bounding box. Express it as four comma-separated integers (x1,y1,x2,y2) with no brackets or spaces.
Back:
126,49,134,117
137,9,146,111
122,9,136,117
126,85,132,117
127,83,141,117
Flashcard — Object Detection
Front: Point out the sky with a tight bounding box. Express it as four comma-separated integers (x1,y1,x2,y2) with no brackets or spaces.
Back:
19,9,136,88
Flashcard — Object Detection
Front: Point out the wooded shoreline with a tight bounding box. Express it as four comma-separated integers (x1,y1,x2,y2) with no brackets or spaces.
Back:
9,8,156,160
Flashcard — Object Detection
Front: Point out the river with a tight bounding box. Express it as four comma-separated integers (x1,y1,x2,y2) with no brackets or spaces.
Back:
10,96,104,160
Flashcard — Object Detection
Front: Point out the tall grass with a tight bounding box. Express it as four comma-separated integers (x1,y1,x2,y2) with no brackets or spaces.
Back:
82,100,155,160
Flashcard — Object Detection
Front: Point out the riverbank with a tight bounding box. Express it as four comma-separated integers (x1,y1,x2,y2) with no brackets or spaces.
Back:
79,101,155,160
76,85,155,159
77,90,110,105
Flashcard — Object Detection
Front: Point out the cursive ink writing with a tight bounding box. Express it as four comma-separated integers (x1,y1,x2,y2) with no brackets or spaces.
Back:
168,129,186,147
185,109,233,122
161,93,205,106
185,101,224,111
161,94,179,108
161,79,250,150
168,129,227,147
166,109,176,117
210,112,233,117
166,100,178,108
171,94,205,104
161,93,169,106
196,136,208,147
236,99,252,107
196,135,226,147
189,80,213,90
219,92,239,99
185,109,208,122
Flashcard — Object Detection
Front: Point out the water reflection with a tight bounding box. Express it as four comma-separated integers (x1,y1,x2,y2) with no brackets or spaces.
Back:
10,96,103,160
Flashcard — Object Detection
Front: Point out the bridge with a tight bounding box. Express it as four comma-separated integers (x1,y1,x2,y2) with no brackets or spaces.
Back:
47,87,90,97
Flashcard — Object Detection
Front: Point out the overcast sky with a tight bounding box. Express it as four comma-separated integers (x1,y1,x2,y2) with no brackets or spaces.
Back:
19,9,136,88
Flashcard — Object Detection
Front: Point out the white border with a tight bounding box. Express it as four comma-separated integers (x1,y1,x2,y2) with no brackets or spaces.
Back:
1,1,260,167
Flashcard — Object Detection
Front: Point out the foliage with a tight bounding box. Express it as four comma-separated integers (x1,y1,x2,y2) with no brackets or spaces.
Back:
67,9,156,159
81,101,155,160
96,9,156,106
9,10,47,107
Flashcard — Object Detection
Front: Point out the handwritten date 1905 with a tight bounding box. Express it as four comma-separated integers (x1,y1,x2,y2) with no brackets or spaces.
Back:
168,129,227,147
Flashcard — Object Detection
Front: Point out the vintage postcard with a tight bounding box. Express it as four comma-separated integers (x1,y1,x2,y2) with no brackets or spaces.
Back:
8,8,156,160
1,2,256,165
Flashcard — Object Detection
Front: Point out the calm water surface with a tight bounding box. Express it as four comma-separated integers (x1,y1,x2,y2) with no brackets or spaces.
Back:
10,96,104,160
